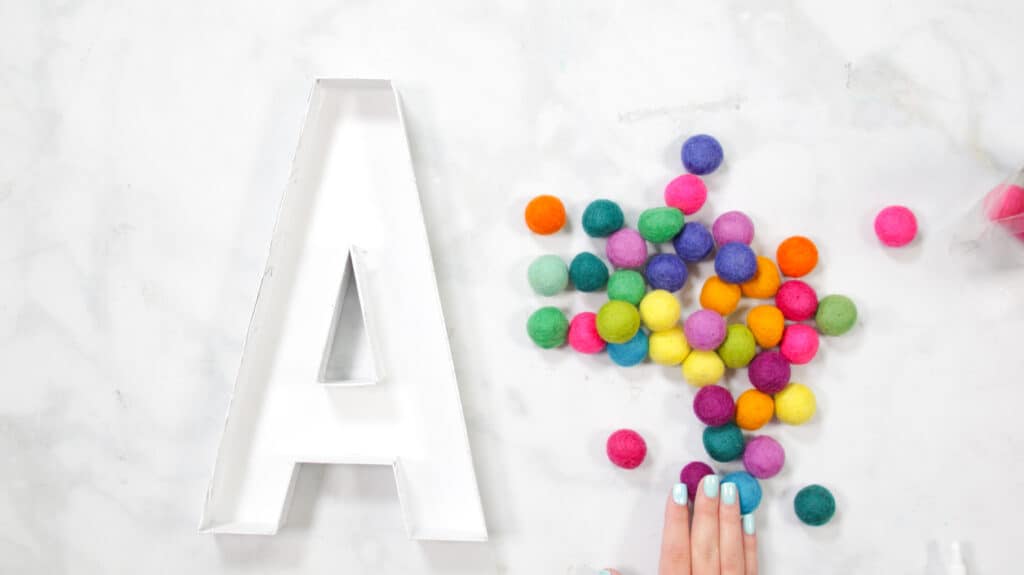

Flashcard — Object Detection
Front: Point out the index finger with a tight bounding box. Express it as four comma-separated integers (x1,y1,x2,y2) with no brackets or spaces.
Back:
657,483,692,575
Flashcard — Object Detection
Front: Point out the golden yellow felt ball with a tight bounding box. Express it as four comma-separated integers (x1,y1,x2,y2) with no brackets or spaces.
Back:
682,350,725,387
639,289,682,332
741,256,782,299
774,383,816,425
699,275,741,316
648,327,691,365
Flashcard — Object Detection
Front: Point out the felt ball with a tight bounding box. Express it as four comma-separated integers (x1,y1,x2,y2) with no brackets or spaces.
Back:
527,307,569,349
735,389,774,431
776,280,818,321
608,330,649,367
715,243,758,284
702,422,744,462
664,174,708,215
607,270,647,306
985,183,1024,239
681,134,724,175
699,275,741,316
794,484,836,526
816,294,857,336
606,229,649,269
639,289,682,332
746,305,785,348
568,312,606,354
638,207,685,243
648,327,691,366
722,471,763,515
748,351,791,394
774,383,816,425
606,429,647,469
693,385,736,426
684,309,727,350
582,199,625,238
743,436,785,479
717,324,757,369
679,461,714,502
874,205,918,247
527,255,569,296
645,254,689,292
596,300,641,344
712,211,754,246
780,324,819,365
524,195,566,235
569,252,609,292
682,350,725,387
673,222,715,262
776,236,818,278
741,256,781,299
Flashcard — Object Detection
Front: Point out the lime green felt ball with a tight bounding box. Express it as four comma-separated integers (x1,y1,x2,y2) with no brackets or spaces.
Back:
527,307,569,349
815,294,857,336
582,199,625,238
527,255,569,296
717,324,757,368
638,207,685,243
596,300,641,344
607,270,646,306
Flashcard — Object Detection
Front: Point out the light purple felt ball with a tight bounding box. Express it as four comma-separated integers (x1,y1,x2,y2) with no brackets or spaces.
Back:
747,350,791,394
684,309,726,350
606,228,649,269
743,436,785,479
712,211,755,246
679,461,714,501
693,385,736,426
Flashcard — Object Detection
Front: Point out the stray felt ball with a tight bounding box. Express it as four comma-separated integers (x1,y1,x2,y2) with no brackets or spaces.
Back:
985,182,1024,240
582,199,625,238
569,252,609,292
743,436,785,479
649,327,691,366
679,461,715,502
638,207,685,243
748,351,791,394
722,471,762,514
683,350,725,387
664,174,708,215
606,229,649,269
606,429,647,469
607,270,647,306
874,205,918,247
568,312,606,354
645,254,688,292
608,330,649,367
693,385,736,426
524,195,566,235
816,294,857,336
777,236,818,278
746,305,785,348
527,255,569,296
681,134,724,175
774,383,816,425
741,256,781,299
527,307,569,349
673,222,715,262
703,422,744,462
794,484,836,526
735,389,774,431
712,211,754,246
596,300,641,344
715,242,758,284
700,275,741,316
684,309,726,350
718,324,757,369
776,280,818,321
780,324,819,365
640,289,682,332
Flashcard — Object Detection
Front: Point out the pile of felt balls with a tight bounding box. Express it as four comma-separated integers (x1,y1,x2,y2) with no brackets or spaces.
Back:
523,134,862,527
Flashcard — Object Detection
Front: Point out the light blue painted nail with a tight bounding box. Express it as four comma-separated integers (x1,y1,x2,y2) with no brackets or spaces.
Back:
599,570,613,575
672,483,688,505
743,514,756,535
721,482,737,505
703,475,720,498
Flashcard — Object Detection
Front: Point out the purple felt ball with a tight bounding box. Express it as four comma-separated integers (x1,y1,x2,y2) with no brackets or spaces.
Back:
679,461,715,501
683,309,726,350
748,351,791,394
673,222,715,262
714,242,757,284
743,436,785,479
606,229,648,269
645,254,688,292
712,211,755,246
693,385,736,426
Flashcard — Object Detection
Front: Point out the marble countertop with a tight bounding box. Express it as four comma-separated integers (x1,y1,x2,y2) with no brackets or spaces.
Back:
3,1,1024,573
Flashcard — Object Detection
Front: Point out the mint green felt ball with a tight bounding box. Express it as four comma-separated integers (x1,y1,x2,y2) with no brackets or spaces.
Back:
703,422,745,462
582,199,625,238
607,270,647,306
596,300,641,344
717,324,757,368
794,484,836,526
528,255,569,296
527,307,569,349
815,294,857,336
638,207,685,243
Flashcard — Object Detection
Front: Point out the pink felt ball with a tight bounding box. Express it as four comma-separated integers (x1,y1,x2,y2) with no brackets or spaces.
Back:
874,205,918,247
693,385,736,426
664,174,708,215
742,436,785,479
776,280,818,321
568,312,606,354
606,228,649,269
606,429,647,469
712,211,755,246
984,183,1024,239
679,461,714,501
780,324,819,365
684,309,727,350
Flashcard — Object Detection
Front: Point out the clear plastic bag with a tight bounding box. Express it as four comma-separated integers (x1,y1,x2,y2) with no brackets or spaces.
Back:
950,166,1024,270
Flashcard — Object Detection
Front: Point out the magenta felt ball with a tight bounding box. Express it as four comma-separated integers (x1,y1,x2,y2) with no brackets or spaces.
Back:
743,436,785,479
568,312,606,354
679,461,714,501
712,211,755,246
664,174,707,215
776,280,818,321
748,351,791,394
606,429,647,469
684,309,726,350
874,205,918,247
693,385,736,426
780,323,819,365
606,229,649,269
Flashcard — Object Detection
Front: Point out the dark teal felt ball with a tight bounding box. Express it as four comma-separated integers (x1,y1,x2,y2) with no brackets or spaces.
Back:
702,422,745,462
569,252,609,292
794,484,836,526
582,199,625,238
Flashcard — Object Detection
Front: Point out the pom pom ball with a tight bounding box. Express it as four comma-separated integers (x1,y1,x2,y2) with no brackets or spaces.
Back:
740,256,781,299
693,385,735,426
648,327,691,366
717,324,757,369
569,252,609,292
699,275,741,316
712,211,754,246
638,207,685,243
702,422,744,462
776,236,818,277
524,195,566,235
664,174,707,215
606,229,648,269
746,305,785,348
780,324,819,365
735,389,774,431
742,436,785,479
608,330,649,367
748,351,791,394
527,307,569,349
776,280,818,321
681,134,724,175
639,289,682,332
774,383,816,425
722,471,762,514
581,199,625,237
816,294,857,336
684,309,727,350
715,242,758,284
607,269,647,306
679,461,714,502
596,300,641,344
874,205,918,247
527,255,569,296
985,183,1024,239
568,312,606,354
794,484,836,526
645,254,688,292
606,429,647,469
673,222,714,262
682,350,725,386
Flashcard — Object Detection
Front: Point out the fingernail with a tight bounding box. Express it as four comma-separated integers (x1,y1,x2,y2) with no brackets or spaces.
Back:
743,514,756,535
721,482,737,505
703,475,720,498
672,483,688,505
599,570,612,575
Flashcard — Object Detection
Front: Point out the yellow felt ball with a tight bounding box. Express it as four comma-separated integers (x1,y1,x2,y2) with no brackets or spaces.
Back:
741,256,782,299
774,383,816,425
648,327,691,365
640,289,682,332
682,350,725,387
699,275,741,316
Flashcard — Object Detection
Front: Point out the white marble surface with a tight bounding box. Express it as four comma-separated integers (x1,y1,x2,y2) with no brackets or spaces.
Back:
3,1,1024,573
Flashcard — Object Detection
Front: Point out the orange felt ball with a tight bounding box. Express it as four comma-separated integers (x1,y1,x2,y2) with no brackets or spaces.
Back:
776,236,818,277
700,275,741,316
746,305,785,348
735,389,774,430
741,256,781,299
524,195,566,235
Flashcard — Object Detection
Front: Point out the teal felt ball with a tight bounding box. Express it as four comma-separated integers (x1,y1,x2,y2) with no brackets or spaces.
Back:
526,307,569,349
527,255,569,296
702,422,745,462
570,252,609,292
794,484,836,526
582,199,625,238
607,270,646,306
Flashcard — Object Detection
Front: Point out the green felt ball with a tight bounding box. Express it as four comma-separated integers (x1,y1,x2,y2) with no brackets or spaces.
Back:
527,307,569,349
702,422,745,462
794,484,836,526
582,199,625,238
569,252,609,292
717,324,757,369
607,270,647,306
638,207,685,243
816,294,857,336
596,300,641,344
527,255,569,296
